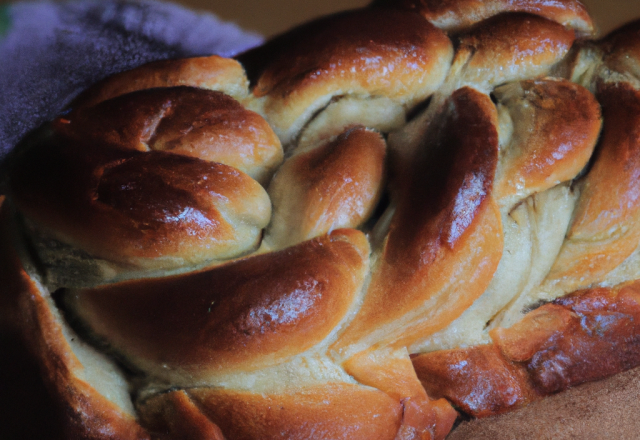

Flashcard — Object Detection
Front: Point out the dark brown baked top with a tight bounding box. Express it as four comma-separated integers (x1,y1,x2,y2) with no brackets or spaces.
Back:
7,3,640,440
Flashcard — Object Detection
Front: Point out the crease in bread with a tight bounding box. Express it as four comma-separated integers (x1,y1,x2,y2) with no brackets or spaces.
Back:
7,1,640,439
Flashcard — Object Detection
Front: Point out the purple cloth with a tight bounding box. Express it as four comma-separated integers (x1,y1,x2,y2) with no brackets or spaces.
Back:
0,0,262,167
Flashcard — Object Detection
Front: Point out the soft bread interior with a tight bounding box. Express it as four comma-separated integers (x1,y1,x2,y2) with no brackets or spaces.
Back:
0,204,145,436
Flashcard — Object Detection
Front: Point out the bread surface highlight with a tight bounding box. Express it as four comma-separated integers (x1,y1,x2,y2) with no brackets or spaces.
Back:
5,1,640,439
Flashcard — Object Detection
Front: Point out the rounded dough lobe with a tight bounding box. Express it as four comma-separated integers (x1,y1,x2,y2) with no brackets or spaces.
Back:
333,87,502,355
266,126,386,249
58,87,283,184
547,82,640,290
494,79,601,203
601,19,640,80
238,8,454,143
10,139,271,272
9,87,281,276
66,230,370,381
457,14,576,88
139,385,402,440
372,0,594,36
73,55,249,108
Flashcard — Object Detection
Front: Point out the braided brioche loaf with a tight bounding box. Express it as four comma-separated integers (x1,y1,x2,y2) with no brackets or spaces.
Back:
3,0,640,438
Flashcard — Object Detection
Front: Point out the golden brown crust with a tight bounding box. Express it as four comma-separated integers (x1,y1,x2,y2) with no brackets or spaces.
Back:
456,14,576,88
10,138,270,275
524,282,640,393
237,8,453,144
139,385,403,440
413,280,640,418
494,78,602,203
266,126,386,249
546,82,640,292
10,4,640,439
67,230,370,381
333,87,502,355
58,87,282,184
600,19,640,79
372,0,594,36
568,82,640,240
490,305,575,363
9,88,276,279
239,9,450,98
343,348,457,440
73,55,249,108
412,344,538,417
137,391,226,440
0,208,149,440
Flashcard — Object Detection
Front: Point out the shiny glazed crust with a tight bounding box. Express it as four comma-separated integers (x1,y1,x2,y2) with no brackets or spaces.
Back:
6,1,640,439
0,206,150,439
371,0,594,36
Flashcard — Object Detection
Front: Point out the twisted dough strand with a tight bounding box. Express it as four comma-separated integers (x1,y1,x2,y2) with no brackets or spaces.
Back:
8,2,640,439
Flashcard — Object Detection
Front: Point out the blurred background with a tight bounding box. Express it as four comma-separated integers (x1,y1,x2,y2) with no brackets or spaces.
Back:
175,0,635,36
0,0,636,37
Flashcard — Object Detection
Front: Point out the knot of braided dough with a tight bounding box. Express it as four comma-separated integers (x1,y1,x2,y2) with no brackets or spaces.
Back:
8,1,640,439
10,85,281,287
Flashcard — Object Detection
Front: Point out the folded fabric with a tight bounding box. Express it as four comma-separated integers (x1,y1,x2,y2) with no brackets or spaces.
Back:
0,0,262,166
